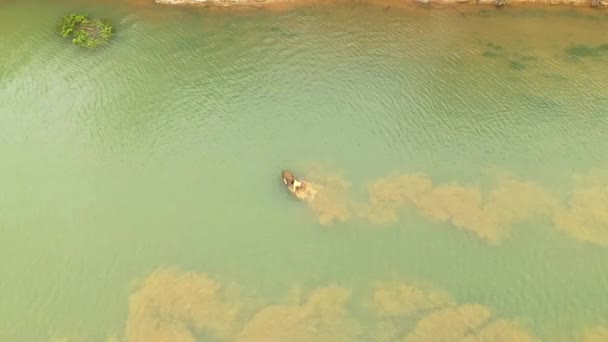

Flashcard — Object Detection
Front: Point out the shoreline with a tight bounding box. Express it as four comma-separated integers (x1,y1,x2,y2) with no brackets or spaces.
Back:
155,0,607,8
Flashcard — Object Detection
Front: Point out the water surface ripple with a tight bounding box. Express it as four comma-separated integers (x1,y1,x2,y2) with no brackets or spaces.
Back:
1,1,608,341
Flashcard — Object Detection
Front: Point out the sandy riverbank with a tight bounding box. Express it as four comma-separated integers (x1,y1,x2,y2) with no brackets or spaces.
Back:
155,0,606,8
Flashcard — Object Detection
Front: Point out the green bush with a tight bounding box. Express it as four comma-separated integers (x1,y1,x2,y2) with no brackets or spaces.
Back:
58,13,114,49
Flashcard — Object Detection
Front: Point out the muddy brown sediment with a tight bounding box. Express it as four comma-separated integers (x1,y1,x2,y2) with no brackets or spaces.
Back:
238,286,361,342
107,269,541,342
373,281,455,317
361,173,558,244
371,281,540,342
154,0,607,9
124,268,242,342
294,164,608,246
553,169,608,247
300,164,353,225
579,326,608,342
108,268,363,341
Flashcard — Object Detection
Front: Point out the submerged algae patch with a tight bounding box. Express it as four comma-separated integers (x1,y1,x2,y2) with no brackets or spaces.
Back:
553,170,608,247
238,286,361,342
124,268,242,342
292,163,608,247
107,268,542,342
361,173,557,244
565,43,608,59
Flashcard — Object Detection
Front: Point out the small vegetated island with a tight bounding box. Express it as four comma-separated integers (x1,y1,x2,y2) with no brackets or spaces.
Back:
58,14,114,49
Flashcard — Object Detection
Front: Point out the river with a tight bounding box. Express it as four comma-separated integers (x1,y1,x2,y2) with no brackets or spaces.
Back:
1,1,607,341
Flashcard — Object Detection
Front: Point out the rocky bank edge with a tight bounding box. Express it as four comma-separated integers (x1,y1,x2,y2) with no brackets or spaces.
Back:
156,0,607,7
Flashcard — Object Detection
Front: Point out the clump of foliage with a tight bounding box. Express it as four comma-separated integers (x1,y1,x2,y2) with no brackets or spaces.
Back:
58,13,114,48
566,43,608,58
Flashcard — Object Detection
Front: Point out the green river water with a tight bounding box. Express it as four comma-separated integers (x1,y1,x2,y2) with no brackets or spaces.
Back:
1,0,608,341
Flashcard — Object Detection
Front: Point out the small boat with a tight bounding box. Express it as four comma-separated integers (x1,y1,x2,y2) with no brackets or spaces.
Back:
281,170,317,201
281,170,304,193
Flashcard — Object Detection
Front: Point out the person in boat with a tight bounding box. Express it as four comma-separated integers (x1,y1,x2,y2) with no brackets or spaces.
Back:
282,170,304,193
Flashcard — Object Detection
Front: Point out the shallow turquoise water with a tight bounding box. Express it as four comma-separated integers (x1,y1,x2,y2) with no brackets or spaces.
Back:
1,1,608,341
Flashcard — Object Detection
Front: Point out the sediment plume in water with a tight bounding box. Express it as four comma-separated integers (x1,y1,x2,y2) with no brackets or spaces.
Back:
50,335,120,342
459,318,541,342
108,268,362,342
373,281,454,317
54,267,581,342
371,282,539,342
362,173,558,243
361,172,433,225
299,164,608,247
553,170,608,247
300,163,353,225
403,306,540,342
123,268,242,342
579,326,608,342
237,286,361,342
403,304,493,341
48,336,87,342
